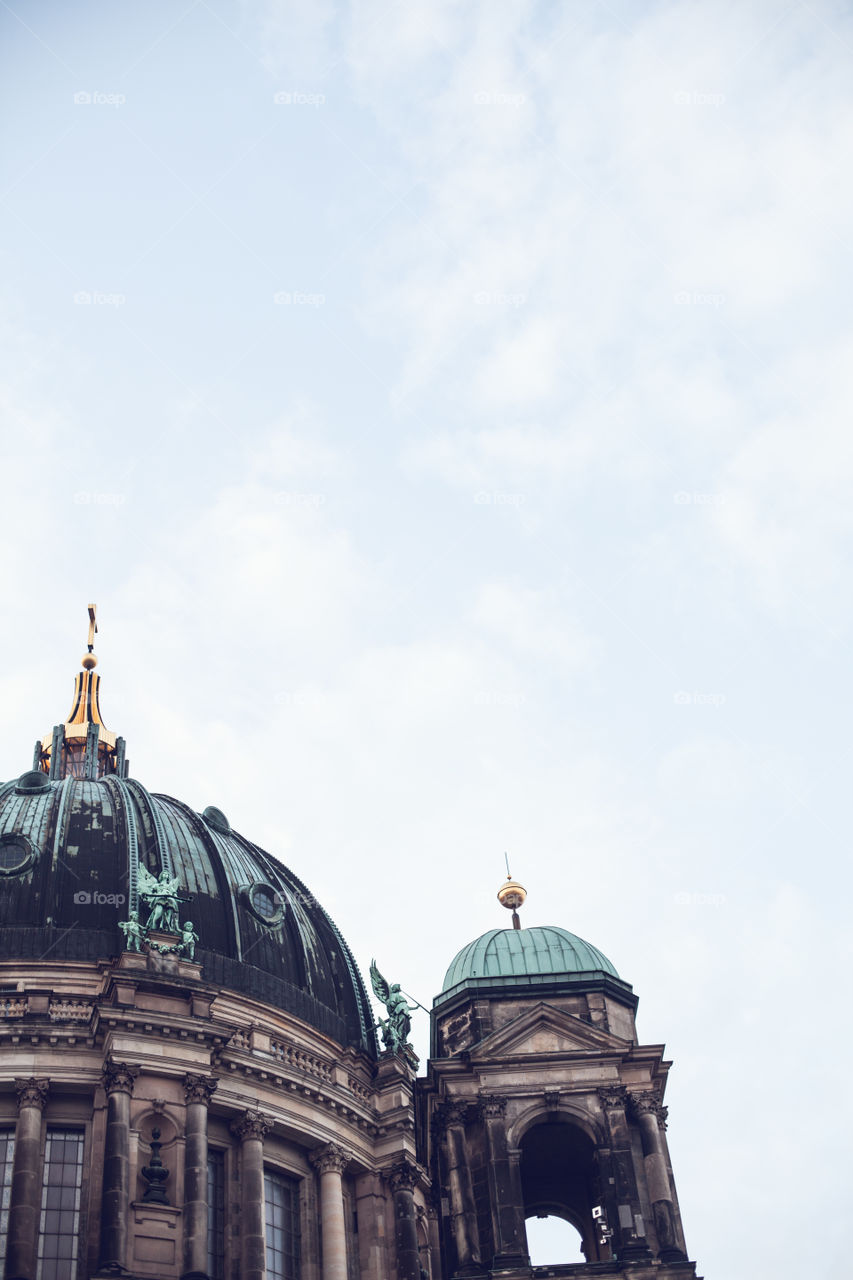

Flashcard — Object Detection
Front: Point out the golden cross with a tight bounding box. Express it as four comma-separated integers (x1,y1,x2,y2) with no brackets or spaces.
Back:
87,603,98,651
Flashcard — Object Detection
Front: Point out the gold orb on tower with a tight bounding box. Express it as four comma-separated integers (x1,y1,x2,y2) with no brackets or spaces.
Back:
498,873,526,929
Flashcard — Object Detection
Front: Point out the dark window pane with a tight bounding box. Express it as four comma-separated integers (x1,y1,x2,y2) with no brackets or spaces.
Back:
207,1149,226,1279
252,887,277,918
0,1132,15,1280
264,1169,300,1280
37,1129,84,1280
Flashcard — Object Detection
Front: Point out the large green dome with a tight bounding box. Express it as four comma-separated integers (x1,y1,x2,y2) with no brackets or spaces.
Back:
442,925,619,992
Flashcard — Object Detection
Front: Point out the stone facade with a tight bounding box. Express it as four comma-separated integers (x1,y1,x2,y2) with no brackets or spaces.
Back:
0,904,704,1279
0,946,430,1279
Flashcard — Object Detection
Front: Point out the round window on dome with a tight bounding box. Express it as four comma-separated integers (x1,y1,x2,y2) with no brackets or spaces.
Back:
15,771,50,795
0,834,37,876
242,883,285,926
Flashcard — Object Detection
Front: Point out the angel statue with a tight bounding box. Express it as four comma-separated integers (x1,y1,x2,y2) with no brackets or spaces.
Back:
118,910,145,953
179,921,199,961
370,960,417,1054
138,866,185,935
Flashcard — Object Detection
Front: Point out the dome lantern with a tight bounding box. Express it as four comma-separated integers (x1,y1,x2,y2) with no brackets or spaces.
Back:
35,603,127,781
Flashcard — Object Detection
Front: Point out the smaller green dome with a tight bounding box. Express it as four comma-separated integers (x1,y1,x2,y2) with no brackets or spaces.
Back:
442,925,619,992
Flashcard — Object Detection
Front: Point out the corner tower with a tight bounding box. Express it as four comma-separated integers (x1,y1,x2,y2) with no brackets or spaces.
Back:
421,879,701,1278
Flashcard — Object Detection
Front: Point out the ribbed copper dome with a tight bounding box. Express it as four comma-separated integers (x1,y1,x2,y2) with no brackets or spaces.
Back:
0,771,375,1053
442,925,619,993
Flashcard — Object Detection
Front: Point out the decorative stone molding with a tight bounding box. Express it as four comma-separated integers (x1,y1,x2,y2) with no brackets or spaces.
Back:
347,1074,371,1104
387,1157,419,1193
477,1093,507,1120
270,1037,334,1082
101,1058,139,1096
230,1110,273,1142
14,1077,49,1111
183,1072,218,1106
543,1089,561,1112
597,1084,627,1110
309,1142,349,1176
49,998,93,1022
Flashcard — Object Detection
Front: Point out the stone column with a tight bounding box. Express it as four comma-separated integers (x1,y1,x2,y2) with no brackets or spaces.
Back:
6,1078,49,1280
438,1100,480,1275
629,1093,687,1263
309,1143,350,1280
99,1058,139,1271
477,1094,528,1268
597,1086,651,1262
425,1201,442,1279
656,1105,689,1257
231,1111,273,1280
354,1172,389,1280
388,1158,422,1280
182,1074,218,1280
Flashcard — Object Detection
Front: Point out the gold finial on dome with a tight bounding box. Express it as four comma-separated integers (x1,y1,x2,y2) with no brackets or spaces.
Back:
36,603,126,781
81,603,98,669
497,855,526,930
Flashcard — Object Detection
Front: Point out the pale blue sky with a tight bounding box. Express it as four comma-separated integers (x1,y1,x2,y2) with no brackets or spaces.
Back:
2,1,852,1272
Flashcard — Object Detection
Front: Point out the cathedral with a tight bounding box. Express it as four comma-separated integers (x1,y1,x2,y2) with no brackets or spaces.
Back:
0,609,703,1279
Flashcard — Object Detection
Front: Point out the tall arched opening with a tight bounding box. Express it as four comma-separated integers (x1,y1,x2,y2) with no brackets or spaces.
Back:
519,1119,612,1264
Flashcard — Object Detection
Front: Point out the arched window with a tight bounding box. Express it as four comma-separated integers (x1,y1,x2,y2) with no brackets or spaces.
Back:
526,1214,585,1264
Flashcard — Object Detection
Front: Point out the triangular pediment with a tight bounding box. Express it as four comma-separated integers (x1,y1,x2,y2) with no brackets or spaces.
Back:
469,1001,631,1061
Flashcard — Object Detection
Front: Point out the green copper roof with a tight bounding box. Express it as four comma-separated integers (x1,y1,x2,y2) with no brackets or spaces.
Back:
442,925,619,992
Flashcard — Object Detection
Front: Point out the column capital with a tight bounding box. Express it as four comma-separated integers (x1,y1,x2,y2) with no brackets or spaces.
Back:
14,1077,49,1112
101,1058,139,1096
477,1092,507,1120
597,1084,627,1110
309,1142,349,1176
386,1156,419,1193
628,1090,666,1123
231,1110,273,1142
435,1098,469,1132
183,1072,218,1106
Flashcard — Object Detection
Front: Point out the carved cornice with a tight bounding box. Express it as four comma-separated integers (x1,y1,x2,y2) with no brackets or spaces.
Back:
230,1110,273,1142
15,1077,49,1112
183,1073,218,1106
387,1156,419,1193
597,1085,627,1110
477,1093,507,1120
101,1058,139,1096
309,1142,349,1176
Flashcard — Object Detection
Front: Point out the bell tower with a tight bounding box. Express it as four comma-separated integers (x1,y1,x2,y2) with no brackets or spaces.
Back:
422,880,702,1278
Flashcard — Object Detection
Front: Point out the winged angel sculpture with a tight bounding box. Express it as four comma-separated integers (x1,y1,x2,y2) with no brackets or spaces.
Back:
370,960,417,1054
137,866,185,934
